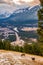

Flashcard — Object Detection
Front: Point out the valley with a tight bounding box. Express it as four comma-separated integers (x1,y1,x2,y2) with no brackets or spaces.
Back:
0,5,39,43
0,0,43,65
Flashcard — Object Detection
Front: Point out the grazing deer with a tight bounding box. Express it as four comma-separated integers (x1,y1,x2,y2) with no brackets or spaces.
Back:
31,57,35,61
21,53,25,57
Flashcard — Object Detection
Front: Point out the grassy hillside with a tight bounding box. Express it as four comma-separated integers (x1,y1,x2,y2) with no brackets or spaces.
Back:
0,50,43,65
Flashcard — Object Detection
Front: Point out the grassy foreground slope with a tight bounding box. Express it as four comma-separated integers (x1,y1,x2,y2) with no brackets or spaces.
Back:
0,50,43,65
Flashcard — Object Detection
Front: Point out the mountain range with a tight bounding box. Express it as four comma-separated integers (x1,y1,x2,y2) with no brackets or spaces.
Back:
0,5,40,27
0,5,40,20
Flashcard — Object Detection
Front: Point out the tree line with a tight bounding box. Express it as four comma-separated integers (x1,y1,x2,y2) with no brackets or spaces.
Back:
37,0,43,42
0,40,43,56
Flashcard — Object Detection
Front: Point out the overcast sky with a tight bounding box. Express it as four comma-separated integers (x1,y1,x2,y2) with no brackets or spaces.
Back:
0,0,40,6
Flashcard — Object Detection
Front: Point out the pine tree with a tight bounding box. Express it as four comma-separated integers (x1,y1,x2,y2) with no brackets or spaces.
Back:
39,0,43,6
37,0,43,42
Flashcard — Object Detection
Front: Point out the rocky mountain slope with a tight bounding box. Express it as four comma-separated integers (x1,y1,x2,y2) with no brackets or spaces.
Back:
0,5,40,27
0,4,15,19
0,5,40,20
0,50,43,65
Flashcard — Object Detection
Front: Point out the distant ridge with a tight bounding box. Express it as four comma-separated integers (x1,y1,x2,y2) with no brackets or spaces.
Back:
0,5,40,20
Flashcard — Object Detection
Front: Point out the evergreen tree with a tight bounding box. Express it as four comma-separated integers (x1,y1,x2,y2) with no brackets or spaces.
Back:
0,40,3,49
39,0,43,6
3,40,11,50
32,44,42,56
23,43,32,54
15,45,20,52
37,0,43,42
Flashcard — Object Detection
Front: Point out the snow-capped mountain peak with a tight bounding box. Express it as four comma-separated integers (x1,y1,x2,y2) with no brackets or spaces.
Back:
0,4,40,20
14,5,40,14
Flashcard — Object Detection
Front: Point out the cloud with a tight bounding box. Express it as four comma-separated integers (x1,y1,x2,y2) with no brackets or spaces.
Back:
0,0,14,4
0,0,40,6
21,0,34,2
12,0,34,5
13,0,40,6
